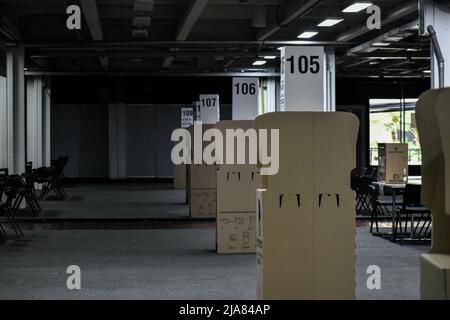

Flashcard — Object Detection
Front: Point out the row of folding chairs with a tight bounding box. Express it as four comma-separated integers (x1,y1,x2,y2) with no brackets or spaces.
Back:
369,183,431,242
0,156,69,242
351,167,379,215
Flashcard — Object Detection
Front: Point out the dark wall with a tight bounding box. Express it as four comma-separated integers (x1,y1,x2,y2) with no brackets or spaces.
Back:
337,77,430,169
336,77,430,105
52,76,233,105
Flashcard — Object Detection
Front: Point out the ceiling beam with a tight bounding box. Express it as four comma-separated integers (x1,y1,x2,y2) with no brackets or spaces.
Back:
163,0,209,69
25,70,280,77
80,0,103,41
257,0,322,40
0,7,22,42
347,20,419,55
336,0,418,42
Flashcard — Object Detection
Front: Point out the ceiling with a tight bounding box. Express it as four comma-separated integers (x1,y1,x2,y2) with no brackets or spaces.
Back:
0,0,435,77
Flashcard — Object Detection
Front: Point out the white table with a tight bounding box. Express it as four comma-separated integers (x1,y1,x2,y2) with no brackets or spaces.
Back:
372,177,422,241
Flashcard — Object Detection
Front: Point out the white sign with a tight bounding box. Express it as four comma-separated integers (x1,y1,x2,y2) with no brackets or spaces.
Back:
280,46,326,112
193,101,201,121
181,107,194,128
232,78,259,120
199,94,220,124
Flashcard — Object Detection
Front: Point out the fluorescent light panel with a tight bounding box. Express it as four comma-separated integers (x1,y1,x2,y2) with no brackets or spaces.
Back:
263,56,276,60
297,31,318,39
342,2,372,13
253,60,267,66
317,19,344,27
372,42,390,46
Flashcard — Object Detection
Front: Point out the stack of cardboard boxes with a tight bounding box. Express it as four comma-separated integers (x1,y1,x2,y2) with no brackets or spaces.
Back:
416,88,450,300
215,121,260,254
188,124,217,219
254,112,359,299
173,164,186,189
377,143,409,183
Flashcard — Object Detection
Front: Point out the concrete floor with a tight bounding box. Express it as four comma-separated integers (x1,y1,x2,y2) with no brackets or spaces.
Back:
0,227,429,300
17,183,189,219
1,182,430,299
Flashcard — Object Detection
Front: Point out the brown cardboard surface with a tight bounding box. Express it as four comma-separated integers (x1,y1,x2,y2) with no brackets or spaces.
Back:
256,189,315,299
435,89,450,216
377,143,408,184
253,112,358,300
173,164,186,189
214,120,256,164
216,164,260,213
254,112,314,191
416,89,450,254
190,164,217,189
217,212,256,254
190,189,216,219
421,254,450,300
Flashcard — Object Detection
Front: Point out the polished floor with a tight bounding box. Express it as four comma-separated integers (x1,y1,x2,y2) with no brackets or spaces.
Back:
0,182,430,300
16,183,189,220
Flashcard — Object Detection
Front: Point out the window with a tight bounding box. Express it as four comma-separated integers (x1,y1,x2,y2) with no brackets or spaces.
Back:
369,99,421,166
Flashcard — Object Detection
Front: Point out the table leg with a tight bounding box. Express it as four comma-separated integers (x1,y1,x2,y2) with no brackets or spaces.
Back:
392,189,396,235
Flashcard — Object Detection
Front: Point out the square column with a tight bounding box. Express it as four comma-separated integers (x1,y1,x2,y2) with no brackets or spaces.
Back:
5,45,25,174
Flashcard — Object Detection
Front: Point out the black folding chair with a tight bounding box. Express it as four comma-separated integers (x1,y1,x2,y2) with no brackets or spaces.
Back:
368,185,403,233
38,157,69,200
0,178,24,238
394,184,431,243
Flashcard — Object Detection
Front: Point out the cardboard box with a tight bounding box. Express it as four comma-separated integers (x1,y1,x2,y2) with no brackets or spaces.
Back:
173,164,186,189
217,212,256,254
377,143,408,184
214,121,261,253
416,89,450,255
190,164,217,189
421,254,450,300
254,112,358,300
216,165,260,213
216,165,260,253
435,89,450,216
190,188,216,219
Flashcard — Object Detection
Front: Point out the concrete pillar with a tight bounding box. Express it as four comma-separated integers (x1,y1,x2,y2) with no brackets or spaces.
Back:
421,0,450,88
42,77,51,167
0,75,7,169
26,76,43,168
108,103,127,179
5,45,25,174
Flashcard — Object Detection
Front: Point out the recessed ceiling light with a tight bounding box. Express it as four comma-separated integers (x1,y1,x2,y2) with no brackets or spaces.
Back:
253,60,267,66
277,47,283,51
385,36,403,42
372,42,390,46
133,0,154,12
342,2,372,13
369,61,380,65
317,19,344,27
263,56,276,60
423,70,431,74
133,16,151,27
297,31,318,39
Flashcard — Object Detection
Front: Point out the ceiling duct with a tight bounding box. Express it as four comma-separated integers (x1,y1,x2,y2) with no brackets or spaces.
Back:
133,0,155,12
252,6,267,28
132,29,149,38
133,17,151,28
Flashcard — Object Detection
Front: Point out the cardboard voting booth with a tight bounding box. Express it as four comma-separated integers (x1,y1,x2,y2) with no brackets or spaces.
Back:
214,121,261,254
254,112,359,300
416,88,450,300
173,164,186,189
377,143,409,184
187,124,217,219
